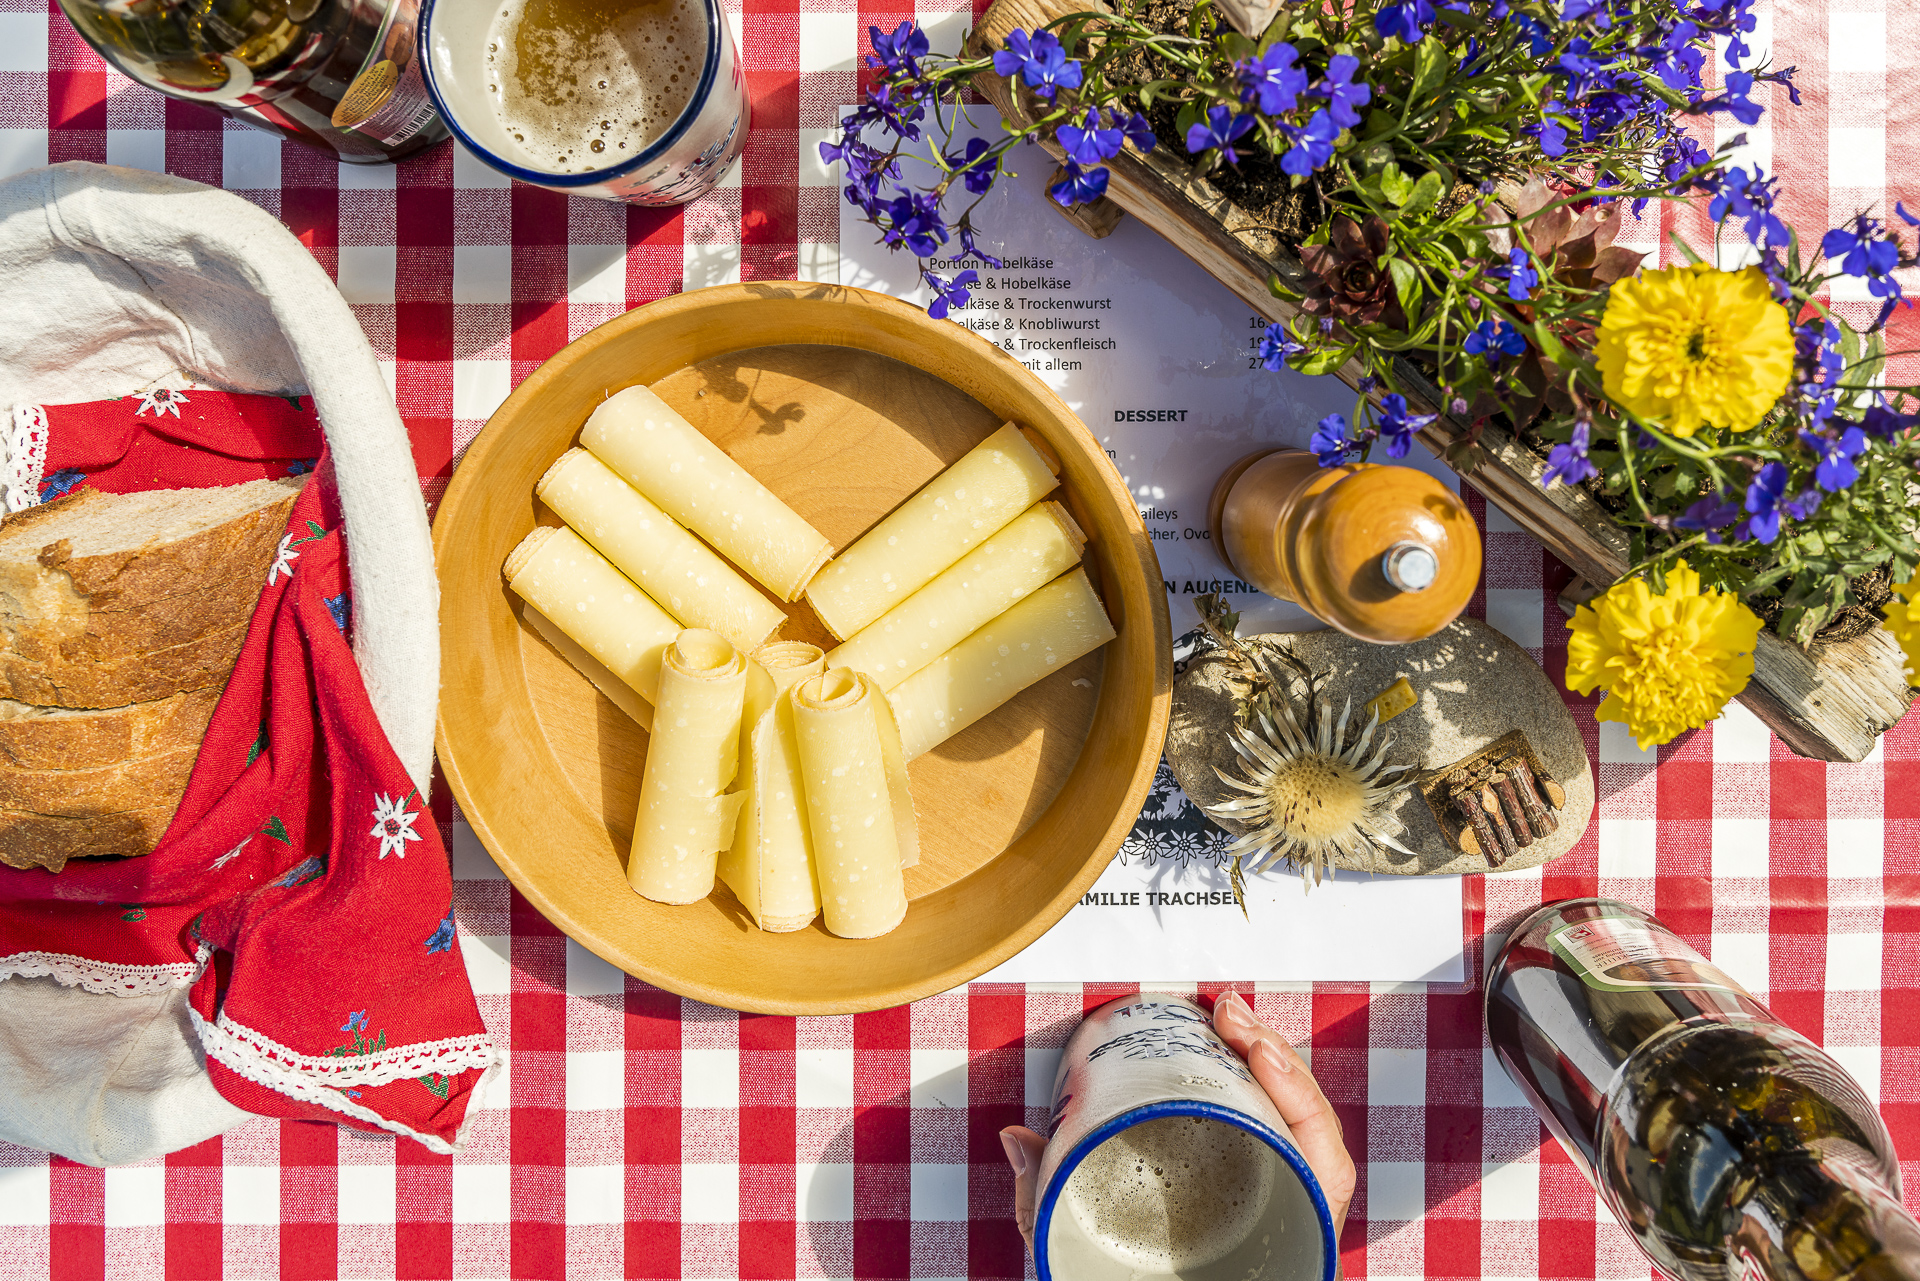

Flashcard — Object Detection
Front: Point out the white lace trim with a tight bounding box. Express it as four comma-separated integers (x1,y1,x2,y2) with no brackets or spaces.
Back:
190,1007,500,1157
0,943,212,997
1,405,49,514
194,1010,497,1087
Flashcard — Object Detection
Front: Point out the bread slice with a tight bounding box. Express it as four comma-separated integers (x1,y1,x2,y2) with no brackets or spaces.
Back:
0,477,303,708
0,687,220,771
0,804,180,872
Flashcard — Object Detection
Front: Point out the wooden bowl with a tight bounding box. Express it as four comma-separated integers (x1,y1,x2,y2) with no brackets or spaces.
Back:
435,283,1172,1014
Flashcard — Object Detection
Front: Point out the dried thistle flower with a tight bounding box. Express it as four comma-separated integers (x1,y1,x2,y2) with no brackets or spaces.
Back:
1201,644,1418,889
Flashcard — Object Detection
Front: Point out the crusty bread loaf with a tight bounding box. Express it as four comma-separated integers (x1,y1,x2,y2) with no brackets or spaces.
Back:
0,477,304,871
0,477,303,708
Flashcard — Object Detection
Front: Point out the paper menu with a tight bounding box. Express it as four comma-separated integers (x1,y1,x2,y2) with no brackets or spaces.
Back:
836,113,1469,986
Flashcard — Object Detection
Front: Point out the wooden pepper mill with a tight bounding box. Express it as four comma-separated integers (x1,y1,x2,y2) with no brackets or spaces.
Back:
1207,447,1482,644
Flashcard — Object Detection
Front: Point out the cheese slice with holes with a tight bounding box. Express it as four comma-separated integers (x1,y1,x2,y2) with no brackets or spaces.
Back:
887,567,1116,761
716,641,826,932
791,668,916,939
804,422,1058,640
504,525,679,706
627,630,749,906
580,385,833,602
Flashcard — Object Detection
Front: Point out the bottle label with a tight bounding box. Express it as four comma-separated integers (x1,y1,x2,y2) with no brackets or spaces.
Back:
330,2,440,147
1547,911,1747,994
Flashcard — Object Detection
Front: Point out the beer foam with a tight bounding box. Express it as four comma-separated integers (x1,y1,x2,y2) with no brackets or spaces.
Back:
1061,1114,1275,1273
484,0,703,174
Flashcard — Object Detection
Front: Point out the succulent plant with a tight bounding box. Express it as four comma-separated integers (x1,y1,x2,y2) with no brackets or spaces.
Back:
1299,214,1407,333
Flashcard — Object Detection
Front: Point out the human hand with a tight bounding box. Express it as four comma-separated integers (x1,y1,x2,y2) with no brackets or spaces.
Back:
999,990,1356,1259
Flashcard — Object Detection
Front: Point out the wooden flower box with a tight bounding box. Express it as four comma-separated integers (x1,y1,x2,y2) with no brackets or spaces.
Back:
968,0,1913,762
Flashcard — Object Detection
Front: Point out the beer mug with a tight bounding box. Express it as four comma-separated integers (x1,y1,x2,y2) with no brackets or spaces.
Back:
1036,995,1338,1281
417,0,748,204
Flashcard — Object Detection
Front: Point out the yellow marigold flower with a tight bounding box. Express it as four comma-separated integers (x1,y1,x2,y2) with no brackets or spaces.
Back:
1565,560,1763,750
1595,262,1793,438
1888,576,1920,683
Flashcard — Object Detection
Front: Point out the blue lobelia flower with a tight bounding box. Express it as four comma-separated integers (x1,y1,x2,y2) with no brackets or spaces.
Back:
1822,216,1906,324
1313,54,1373,129
991,29,1082,99
923,268,980,319
1373,0,1434,43
1057,109,1124,166
1694,70,1766,126
1048,161,1109,206
1744,461,1793,544
1540,418,1597,488
1309,413,1359,467
1510,12,1554,54
423,909,457,954
882,191,949,256
1120,112,1157,153
1799,425,1868,492
952,222,1005,270
342,1010,368,1033
1899,201,1920,228
1674,491,1741,543
1280,109,1339,177
1528,109,1569,158
1490,246,1540,303
1237,43,1307,117
1862,403,1918,439
867,21,929,77
1186,106,1255,165
945,137,996,195
1708,166,1788,250
1257,323,1306,371
1464,319,1527,364
1561,0,1612,26
1375,394,1438,459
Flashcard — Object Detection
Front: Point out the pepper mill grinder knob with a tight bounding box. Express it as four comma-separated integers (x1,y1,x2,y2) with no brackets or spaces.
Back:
1382,541,1438,593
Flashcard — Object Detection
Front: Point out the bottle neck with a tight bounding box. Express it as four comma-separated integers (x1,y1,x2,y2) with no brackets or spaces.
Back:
1730,1160,1920,1281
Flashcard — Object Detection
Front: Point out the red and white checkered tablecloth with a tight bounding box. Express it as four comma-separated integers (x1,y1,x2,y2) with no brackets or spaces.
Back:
2,0,1918,1276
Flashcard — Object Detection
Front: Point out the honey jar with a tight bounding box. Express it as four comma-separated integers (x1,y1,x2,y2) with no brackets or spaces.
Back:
1206,448,1481,645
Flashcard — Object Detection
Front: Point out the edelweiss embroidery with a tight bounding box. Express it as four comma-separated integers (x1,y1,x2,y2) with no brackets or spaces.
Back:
267,533,298,585
132,387,189,418
370,791,423,859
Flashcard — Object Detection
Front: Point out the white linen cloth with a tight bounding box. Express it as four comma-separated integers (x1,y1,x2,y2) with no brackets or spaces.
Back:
0,161,440,1166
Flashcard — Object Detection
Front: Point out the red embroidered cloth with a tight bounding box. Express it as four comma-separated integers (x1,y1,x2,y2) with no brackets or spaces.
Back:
0,389,493,1153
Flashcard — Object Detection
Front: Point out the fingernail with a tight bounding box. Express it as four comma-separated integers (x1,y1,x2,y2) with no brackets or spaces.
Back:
1000,1129,1030,1177
1216,992,1255,1031
1255,1038,1293,1074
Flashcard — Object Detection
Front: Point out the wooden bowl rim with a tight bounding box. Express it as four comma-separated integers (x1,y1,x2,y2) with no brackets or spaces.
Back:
434,282,1173,1013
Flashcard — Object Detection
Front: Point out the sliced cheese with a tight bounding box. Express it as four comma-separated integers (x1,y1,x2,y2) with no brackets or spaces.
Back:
580,385,833,602
888,567,1117,761
628,630,749,905
804,422,1059,640
537,447,787,653
504,525,679,705
716,641,826,932
523,604,654,732
791,668,916,939
826,501,1085,691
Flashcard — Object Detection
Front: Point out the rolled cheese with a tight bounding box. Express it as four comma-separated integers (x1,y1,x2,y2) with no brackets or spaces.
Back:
716,641,826,932
580,385,833,602
537,448,787,653
627,630,750,905
791,668,917,939
504,525,679,705
826,501,1086,691
523,605,654,731
888,567,1117,761
804,422,1059,640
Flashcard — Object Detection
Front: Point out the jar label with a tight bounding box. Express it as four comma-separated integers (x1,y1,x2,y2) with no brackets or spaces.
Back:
1547,910,1747,994
331,2,440,147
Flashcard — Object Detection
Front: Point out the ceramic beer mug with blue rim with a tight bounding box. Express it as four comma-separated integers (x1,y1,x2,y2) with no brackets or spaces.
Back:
1036,994,1338,1281
417,0,748,204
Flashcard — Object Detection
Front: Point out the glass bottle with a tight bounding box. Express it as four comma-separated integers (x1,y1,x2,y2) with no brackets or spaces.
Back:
1487,898,1920,1281
57,0,447,162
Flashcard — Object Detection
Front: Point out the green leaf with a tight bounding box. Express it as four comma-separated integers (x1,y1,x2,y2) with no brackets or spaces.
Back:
1266,273,1301,301
1403,170,1444,215
1666,232,1705,265
1296,345,1355,377
1379,163,1415,206
247,720,269,767
262,816,290,844
1530,321,1568,367
1387,257,1424,312
1409,36,1448,101
1255,9,1294,49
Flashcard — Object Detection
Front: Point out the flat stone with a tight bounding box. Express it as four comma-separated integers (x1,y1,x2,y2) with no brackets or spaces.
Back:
1166,617,1594,876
